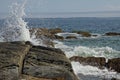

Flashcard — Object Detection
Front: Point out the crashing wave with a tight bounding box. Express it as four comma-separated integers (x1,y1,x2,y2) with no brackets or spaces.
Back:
0,0,30,42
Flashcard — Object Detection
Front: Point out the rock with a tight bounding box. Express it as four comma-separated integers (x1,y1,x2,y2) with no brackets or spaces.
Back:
105,32,120,36
111,78,118,80
107,58,120,73
0,42,78,80
49,28,63,35
23,46,78,80
55,35,64,40
30,28,50,38
70,56,106,68
92,35,98,37
21,74,65,80
66,36,77,39
30,28,55,47
72,31,91,37
0,41,31,80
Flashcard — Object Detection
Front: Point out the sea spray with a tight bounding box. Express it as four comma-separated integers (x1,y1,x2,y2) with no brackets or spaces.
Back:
0,0,30,42
54,40,120,59
71,62,120,80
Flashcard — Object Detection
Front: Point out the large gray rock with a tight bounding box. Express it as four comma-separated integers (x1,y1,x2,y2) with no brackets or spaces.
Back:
0,41,30,80
0,42,78,80
23,46,78,80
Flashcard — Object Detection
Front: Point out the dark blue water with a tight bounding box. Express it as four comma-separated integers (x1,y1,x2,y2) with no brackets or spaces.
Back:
0,17,120,51
0,17,120,79
24,17,120,51
25,17,120,34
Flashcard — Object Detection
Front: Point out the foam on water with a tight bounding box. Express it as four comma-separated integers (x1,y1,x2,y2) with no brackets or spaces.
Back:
0,0,30,42
54,40,120,79
54,40,120,59
30,30,45,46
56,32,102,39
56,32,80,38
71,62,120,80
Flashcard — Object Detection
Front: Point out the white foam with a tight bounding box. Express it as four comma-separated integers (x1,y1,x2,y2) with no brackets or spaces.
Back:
54,40,120,79
30,30,45,46
56,32,80,38
74,46,120,59
71,62,120,79
54,40,120,59
0,0,30,42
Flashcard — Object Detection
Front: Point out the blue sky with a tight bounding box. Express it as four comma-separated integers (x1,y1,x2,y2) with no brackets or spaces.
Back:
0,0,120,17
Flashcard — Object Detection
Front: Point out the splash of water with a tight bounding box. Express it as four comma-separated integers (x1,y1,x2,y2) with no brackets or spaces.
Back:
54,40,120,59
54,40,120,79
71,62,120,80
0,0,30,42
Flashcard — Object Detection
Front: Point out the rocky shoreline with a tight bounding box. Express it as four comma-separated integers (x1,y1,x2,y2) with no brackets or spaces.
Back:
0,28,120,80
0,41,78,80
30,28,120,41
70,56,120,73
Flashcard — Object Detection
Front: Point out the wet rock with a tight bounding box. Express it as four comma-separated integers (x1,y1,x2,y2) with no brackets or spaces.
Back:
107,58,120,73
72,31,91,37
49,28,63,35
66,36,77,39
55,35,64,40
30,28,54,47
29,28,50,38
105,32,120,36
70,56,106,68
23,46,78,80
111,78,118,80
0,41,31,80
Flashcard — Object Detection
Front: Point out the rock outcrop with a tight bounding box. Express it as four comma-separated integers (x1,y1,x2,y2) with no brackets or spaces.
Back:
66,36,77,39
55,35,64,40
0,41,31,80
72,31,91,37
70,56,106,68
105,32,120,36
29,28,63,46
107,58,120,73
0,41,78,80
70,56,120,73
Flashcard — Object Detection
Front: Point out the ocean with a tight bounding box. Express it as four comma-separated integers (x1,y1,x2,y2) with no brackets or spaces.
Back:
0,17,120,80
26,17,120,80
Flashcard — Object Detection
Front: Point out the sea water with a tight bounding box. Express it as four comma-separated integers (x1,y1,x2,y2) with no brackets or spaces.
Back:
25,17,120,80
0,17,120,80
0,2,120,80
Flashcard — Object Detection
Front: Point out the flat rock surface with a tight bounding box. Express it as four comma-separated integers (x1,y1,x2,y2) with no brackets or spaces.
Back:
23,46,78,80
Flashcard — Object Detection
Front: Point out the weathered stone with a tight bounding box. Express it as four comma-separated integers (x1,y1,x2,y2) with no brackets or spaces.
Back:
0,41,78,80
0,41,30,80
55,35,64,40
66,36,77,39
23,46,78,80
70,56,106,68
49,28,63,35
107,58,120,73
21,74,65,80
29,28,55,47
72,31,91,37
105,32,120,36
